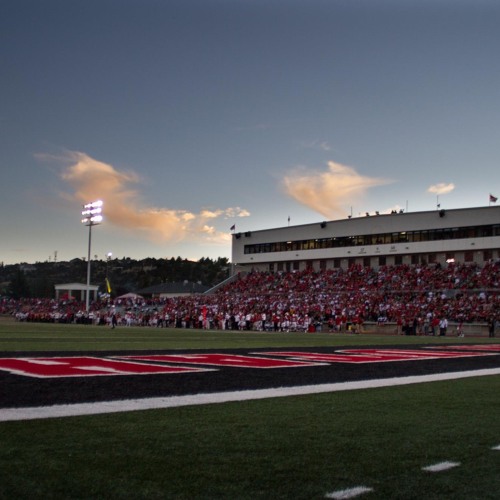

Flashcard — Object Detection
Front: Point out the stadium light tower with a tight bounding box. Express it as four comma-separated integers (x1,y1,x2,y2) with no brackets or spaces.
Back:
81,200,103,312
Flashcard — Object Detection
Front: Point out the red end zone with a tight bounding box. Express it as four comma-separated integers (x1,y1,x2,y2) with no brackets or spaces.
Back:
0,356,212,378
256,348,497,363
0,346,498,378
118,353,325,368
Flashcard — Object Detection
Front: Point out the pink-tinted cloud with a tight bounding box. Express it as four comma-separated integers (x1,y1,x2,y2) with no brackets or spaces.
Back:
283,160,393,218
427,182,455,195
53,151,249,245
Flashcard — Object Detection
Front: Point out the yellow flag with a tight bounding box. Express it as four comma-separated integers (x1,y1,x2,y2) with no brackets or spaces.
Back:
105,278,112,294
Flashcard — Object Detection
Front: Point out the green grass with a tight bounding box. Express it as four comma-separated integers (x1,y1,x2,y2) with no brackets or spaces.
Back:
0,318,499,499
0,316,497,352
1,378,499,499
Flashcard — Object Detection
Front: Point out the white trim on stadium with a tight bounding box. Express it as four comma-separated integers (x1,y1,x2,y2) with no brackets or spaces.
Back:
231,206,500,273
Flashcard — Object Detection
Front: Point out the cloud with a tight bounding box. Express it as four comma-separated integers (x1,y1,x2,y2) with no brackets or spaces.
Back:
53,151,249,246
427,183,455,195
283,160,393,218
200,207,251,219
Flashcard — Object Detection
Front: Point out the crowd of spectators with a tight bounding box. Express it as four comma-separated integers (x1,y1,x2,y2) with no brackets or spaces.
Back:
1,260,499,334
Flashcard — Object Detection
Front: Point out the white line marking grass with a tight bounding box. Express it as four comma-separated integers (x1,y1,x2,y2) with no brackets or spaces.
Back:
422,461,461,472
492,445,500,451
325,486,374,499
1,367,500,422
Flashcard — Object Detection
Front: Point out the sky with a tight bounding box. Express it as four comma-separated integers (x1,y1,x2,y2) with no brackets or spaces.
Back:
1,0,499,265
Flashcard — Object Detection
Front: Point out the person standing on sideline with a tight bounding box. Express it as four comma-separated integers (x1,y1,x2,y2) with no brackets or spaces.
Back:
111,312,118,329
439,317,448,336
488,317,496,338
431,316,440,336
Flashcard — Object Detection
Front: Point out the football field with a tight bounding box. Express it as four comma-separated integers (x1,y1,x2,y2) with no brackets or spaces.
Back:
0,319,499,499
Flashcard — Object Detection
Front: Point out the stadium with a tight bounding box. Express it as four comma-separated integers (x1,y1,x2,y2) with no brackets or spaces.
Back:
231,205,500,273
0,205,499,499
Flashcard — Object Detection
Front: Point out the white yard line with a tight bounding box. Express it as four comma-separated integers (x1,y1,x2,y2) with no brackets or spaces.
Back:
422,461,461,472
1,367,500,422
325,486,374,499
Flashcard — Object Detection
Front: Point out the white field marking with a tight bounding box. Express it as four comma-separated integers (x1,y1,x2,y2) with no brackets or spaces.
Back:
422,461,461,472
325,486,373,499
1,367,500,422
492,445,500,451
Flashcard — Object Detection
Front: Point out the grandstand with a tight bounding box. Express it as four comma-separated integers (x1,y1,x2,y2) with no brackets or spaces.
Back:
5,260,499,335
3,205,498,335
231,205,500,273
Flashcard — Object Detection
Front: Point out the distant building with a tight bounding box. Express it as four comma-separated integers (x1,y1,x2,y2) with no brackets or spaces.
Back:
231,205,500,273
55,282,99,302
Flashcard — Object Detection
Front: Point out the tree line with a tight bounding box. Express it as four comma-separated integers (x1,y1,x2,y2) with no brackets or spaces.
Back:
0,256,231,299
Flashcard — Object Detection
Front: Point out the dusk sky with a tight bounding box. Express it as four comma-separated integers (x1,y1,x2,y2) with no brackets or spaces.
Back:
1,0,499,265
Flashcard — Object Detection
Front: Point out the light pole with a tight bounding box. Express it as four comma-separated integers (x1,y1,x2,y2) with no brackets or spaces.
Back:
81,200,103,312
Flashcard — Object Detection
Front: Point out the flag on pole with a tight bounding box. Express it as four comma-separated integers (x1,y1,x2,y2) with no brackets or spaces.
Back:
230,224,236,231
105,277,112,294
489,194,498,203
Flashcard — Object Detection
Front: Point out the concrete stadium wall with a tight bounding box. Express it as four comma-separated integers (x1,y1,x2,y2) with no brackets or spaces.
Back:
361,321,491,338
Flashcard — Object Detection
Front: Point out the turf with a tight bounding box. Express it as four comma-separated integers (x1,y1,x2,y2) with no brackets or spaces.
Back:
0,318,499,499
0,317,497,352
0,377,499,499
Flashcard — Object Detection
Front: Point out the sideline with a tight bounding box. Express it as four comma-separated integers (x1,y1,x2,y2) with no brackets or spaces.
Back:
2,368,500,422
